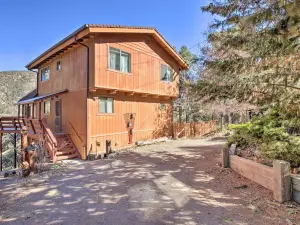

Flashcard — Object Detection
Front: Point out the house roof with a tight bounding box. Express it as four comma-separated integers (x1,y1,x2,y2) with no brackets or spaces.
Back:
18,89,38,103
26,24,189,70
17,89,68,105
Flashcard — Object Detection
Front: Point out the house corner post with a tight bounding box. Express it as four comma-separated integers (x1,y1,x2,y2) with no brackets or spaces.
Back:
273,160,292,203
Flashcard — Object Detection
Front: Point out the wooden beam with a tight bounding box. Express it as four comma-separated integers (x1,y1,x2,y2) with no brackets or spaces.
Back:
32,103,35,119
126,92,135,96
89,88,97,92
108,90,117,95
38,102,42,119
141,94,148,98
14,133,17,168
163,96,170,100
18,105,20,118
22,127,28,163
153,95,160,98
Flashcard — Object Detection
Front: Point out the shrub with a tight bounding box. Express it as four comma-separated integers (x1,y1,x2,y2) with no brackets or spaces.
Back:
260,137,300,167
228,123,253,148
227,107,300,166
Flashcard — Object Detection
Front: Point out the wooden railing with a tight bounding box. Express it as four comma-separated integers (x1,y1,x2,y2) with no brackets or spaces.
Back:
0,116,59,163
68,121,84,159
0,117,25,133
41,119,58,163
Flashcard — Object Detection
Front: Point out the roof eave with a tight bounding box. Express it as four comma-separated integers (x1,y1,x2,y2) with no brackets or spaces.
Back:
26,25,189,70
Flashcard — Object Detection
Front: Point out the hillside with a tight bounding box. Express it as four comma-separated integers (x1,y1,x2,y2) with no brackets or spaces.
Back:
0,71,36,116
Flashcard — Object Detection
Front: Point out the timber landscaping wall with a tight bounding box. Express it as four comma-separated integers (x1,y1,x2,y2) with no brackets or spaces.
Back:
292,175,300,204
229,155,274,191
222,148,292,203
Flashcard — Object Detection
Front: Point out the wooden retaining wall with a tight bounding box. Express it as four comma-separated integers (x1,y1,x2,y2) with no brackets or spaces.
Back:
173,121,217,138
230,155,274,191
292,175,300,204
222,148,292,203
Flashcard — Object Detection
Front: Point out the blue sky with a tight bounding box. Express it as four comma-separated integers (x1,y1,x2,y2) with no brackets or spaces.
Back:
0,0,211,71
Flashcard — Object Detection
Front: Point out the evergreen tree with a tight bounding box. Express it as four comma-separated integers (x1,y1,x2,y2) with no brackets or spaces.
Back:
199,0,300,107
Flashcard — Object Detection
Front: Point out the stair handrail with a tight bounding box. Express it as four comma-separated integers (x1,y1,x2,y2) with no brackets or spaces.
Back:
40,119,58,162
68,121,84,145
41,119,57,147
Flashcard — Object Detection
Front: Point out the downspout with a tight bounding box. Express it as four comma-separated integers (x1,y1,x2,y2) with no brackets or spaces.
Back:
75,37,89,159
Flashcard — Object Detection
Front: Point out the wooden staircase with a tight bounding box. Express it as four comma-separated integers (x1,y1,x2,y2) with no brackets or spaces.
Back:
0,117,80,163
55,134,79,161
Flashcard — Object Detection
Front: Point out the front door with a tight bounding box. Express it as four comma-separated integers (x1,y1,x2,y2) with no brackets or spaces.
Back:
55,99,62,133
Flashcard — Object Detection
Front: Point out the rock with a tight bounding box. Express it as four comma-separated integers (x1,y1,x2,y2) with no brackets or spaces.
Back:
229,144,237,155
247,204,256,211
111,160,124,168
285,219,293,225
254,150,262,158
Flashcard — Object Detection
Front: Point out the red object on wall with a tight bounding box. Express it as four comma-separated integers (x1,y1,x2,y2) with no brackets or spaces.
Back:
125,113,135,144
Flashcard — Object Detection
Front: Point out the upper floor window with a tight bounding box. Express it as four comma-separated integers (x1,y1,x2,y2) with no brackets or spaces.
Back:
44,101,51,114
161,64,173,82
56,61,62,71
100,97,114,114
41,67,50,81
109,47,131,73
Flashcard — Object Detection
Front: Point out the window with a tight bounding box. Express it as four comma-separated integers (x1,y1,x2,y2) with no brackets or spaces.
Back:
161,64,173,82
109,47,131,73
56,61,62,71
44,101,51,114
99,97,114,114
160,103,166,110
41,67,50,81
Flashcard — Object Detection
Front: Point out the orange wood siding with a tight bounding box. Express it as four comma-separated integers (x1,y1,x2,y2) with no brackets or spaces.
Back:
37,42,94,157
94,34,179,97
88,90,173,154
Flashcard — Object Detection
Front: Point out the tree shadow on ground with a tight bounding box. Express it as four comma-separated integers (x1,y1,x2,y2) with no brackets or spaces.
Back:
0,139,285,225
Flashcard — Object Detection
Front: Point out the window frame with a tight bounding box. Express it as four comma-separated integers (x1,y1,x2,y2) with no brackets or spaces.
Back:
41,67,50,82
99,97,114,114
109,46,132,74
161,64,174,82
44,101,51,115
56,60,62,71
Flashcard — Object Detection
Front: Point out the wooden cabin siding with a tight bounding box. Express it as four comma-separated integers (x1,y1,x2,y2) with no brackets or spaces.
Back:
36,42,94,157
93,34,179,97
88,90,173,154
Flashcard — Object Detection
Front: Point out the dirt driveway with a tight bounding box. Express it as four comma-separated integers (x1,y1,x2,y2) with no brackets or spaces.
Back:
0,137,299,225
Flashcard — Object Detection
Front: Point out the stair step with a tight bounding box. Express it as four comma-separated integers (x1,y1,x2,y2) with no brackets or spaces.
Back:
57,143,73,150
56,148,76,156
57,153,78,160
55,133,67,137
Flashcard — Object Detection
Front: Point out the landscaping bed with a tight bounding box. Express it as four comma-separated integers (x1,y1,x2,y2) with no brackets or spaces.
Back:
227,107,300,174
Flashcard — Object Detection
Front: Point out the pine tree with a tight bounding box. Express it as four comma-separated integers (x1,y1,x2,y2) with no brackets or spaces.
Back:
199,0,300,107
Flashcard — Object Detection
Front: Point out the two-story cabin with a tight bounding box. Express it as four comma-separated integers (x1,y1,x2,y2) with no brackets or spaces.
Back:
16,24,188,161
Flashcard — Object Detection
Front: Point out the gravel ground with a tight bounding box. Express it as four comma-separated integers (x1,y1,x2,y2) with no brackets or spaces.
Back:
0,137,299,225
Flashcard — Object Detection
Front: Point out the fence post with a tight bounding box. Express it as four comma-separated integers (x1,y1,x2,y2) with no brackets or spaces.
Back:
222,147,230,168
273,160,291,203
